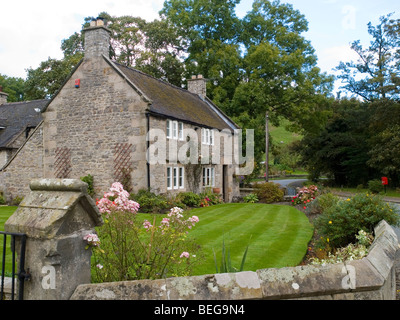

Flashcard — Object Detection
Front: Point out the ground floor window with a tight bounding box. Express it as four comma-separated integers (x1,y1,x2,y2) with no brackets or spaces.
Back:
167,166,185,190
202,167,215,187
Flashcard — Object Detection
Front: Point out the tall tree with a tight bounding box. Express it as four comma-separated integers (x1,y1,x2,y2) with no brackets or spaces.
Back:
229,0,333,163
161,0,243,105
336,14,400,101
299,99,373,186
24,54,83,100
0,74,25,102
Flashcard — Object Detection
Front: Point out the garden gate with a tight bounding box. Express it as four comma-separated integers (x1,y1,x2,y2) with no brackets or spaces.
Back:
0,231,28,300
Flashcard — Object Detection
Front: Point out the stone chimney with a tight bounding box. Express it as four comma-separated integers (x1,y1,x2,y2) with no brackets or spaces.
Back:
187,75,207,99
82,17,111,59
0,86,8,105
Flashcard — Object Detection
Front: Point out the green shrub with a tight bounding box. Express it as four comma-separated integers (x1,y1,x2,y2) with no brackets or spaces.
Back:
93,184,201,282
368,179,384,194
314,193,400,248
205,192,223,205
306,193,340,215
129,189,168,213
243,193,259,203
253,182,284,204
10,196,23,206
177,192,201,207
80,174,95,197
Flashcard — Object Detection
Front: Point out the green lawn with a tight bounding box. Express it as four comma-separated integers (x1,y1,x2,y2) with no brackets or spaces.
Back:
270,119,302,145
0,206,18,275
331,187,400,198
1,204,314,277
178,203,313,275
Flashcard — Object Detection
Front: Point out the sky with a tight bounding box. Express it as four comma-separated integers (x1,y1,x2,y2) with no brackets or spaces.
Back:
0,0,398,93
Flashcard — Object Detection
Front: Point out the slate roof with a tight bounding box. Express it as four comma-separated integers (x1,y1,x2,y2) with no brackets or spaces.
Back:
0,99,47,149
113,62,239,131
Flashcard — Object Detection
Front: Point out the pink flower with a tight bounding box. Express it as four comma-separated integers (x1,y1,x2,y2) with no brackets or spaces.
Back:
168,207,184,218
187,215,199,228
96,182,140,214
161,218,170,227
83,233,100,247
143,220,152,231
180,252,190,258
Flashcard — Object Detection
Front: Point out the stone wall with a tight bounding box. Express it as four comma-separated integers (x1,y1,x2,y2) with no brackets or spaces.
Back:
42,56,149,196
70,220,399,300
0,123,44,202
148,115,239,201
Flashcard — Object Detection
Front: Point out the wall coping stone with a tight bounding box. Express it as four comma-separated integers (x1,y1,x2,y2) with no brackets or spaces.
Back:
70,220,399,300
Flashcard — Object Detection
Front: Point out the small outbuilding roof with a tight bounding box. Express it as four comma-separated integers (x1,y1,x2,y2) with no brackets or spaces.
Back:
0,99,47,149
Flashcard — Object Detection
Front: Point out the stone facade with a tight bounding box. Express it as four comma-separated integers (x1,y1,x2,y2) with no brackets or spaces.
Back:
0,19,240,202
1,123,44,201
42,55,149,195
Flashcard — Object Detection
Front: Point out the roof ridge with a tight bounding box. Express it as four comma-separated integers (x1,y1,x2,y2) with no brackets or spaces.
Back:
1,99,49,106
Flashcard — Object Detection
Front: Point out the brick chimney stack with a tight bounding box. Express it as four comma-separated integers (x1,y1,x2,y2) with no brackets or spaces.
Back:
187,75,207,99
0,86,8,105
82,17,111,59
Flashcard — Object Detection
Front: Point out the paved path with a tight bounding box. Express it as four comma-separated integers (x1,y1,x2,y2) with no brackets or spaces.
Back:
272,179,307,188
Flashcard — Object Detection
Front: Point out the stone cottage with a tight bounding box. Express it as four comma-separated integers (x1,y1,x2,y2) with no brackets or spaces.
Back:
0,18,242,202
0,88,46,169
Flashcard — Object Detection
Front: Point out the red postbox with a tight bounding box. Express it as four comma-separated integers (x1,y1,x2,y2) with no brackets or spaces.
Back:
381,177,388,185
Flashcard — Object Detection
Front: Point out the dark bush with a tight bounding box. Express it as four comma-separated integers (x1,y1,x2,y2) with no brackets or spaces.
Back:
253,182,284,203
314,193,400,248
130,189,168,213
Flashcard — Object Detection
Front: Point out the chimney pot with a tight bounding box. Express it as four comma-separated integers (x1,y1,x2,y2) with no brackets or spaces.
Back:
90,19,97,27
96,17,105,26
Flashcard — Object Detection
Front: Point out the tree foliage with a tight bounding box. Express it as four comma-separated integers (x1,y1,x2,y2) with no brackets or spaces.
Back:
0,74,25,102
336,14,400,101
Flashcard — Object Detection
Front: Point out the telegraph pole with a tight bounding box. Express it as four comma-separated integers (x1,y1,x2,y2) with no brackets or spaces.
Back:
265,111,269,182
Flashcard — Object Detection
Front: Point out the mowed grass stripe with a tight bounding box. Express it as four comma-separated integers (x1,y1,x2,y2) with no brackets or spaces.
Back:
188,203,313,275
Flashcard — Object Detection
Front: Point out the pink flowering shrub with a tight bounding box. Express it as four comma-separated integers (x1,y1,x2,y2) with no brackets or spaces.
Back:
92,183,200,283
292,185,319,209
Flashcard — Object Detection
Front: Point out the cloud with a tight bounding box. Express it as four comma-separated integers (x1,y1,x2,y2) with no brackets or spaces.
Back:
0,0,164,78
318,45,360,73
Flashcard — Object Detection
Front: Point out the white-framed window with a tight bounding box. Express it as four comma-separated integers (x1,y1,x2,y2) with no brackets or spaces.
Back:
167,120,184,141
179,167,185,189
167,120,171,138
201,128,214,145
202,167,215,187
167,166,185,190
178,122,184,141
167,167,172,190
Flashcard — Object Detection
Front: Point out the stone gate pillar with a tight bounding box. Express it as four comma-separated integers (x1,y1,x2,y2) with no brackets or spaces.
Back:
4,179,103,300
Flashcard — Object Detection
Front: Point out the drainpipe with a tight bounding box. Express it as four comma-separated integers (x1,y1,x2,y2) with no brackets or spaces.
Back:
146,112,151,190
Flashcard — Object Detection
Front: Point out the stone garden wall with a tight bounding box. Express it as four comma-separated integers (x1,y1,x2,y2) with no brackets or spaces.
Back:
71,220,399,300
